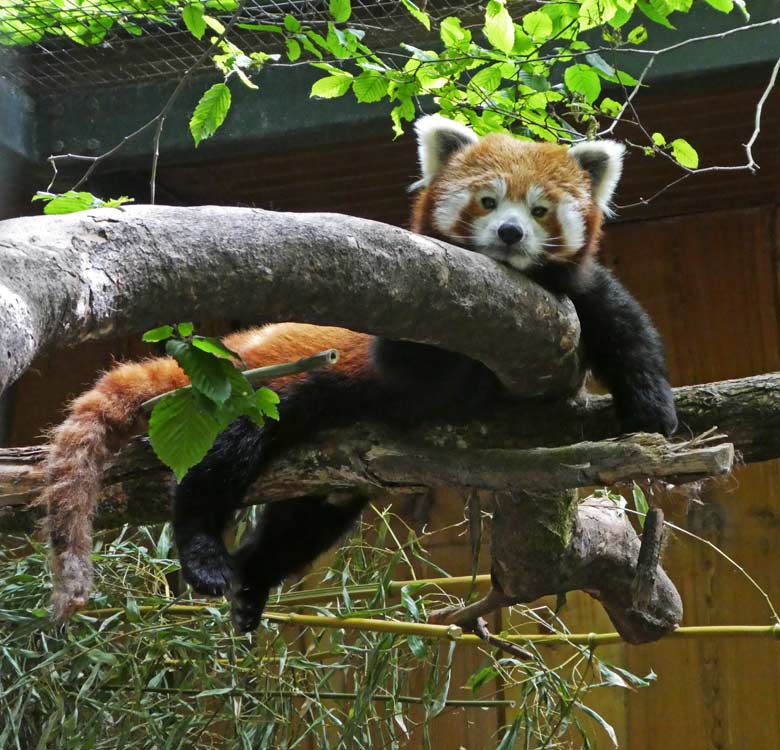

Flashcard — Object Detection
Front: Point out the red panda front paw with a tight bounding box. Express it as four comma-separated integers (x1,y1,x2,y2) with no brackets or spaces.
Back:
179,534,234,597
616,387,678,438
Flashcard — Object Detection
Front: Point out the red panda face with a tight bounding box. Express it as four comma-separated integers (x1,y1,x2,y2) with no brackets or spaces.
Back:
412,116,625,271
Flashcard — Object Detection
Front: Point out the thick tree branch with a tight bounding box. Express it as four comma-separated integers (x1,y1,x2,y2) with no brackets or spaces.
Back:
0,205,581,399
5,372,776,531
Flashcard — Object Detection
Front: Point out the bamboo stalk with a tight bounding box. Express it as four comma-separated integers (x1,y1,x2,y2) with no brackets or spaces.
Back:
140,349,340,413
277,574,493,606
77,605,780,645
103,685,514,707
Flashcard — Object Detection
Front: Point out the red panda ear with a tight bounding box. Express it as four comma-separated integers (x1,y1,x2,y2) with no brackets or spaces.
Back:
568,140,626,214
412,114,478,189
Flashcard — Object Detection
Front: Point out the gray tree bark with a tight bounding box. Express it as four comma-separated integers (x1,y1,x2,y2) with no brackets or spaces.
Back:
0,205,581,398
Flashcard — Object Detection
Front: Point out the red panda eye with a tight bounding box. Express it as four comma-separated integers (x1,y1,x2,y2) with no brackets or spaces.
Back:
481,197,497,210
531,206,548,218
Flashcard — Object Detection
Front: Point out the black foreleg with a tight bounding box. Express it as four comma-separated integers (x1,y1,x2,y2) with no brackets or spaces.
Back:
173,417,264,596
230,494,368,632
567,262,677,436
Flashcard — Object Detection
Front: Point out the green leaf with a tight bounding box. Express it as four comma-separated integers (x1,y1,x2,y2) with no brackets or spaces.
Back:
195,686,235,698
166,339,232,405
191,335,242,362
637,0,675,27
177,322,194,338
704,0,734,10
470,64,502,94
579,0,617,29
627,24,648,44
310,72,353,98
148,390,221,481
33,191,96,215
600,97,622,117
352,72,388,102
564,64,601,103
284,14,301,32
440,16,470,46
497,718,522,750
632,482,649,528
670,137,699,168
484,0,514,54
400,0,431,30
407,635,427,659
522,10,552,39
182,4,206,40
203,15,225,33
466,665,499,692
329,0,351,23
255,387,280,421
651,131,666,146
576,702,618,748
286,38,301,61
143,325,174,343
189,82,231,147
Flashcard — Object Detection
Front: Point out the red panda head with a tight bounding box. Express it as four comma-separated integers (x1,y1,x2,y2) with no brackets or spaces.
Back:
411,115,625,271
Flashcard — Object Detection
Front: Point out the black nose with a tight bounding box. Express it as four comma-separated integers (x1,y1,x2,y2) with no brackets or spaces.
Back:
497,223,524,245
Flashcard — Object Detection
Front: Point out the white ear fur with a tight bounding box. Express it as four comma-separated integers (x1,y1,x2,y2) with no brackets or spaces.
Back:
412,114,478,189
568,140,626,214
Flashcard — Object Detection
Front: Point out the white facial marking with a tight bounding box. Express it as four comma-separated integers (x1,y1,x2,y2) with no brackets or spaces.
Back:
470,182,547,270
556,194,586,254
432,188,472,238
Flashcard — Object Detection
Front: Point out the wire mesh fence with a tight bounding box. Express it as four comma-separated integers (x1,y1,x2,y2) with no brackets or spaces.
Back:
0,0,483,93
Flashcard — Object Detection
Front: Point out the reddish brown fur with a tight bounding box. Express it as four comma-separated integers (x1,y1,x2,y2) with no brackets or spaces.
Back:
412,134,604,263
46,132,605,620
42,323,371,620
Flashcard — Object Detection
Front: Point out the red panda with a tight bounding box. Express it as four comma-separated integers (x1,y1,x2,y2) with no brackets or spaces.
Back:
41,115,676,629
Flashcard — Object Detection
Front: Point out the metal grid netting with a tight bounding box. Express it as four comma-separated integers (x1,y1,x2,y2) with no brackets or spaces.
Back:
0,0,482,93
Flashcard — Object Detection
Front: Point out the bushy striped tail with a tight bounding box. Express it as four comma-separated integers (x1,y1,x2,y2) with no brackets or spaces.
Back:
37,358,186,621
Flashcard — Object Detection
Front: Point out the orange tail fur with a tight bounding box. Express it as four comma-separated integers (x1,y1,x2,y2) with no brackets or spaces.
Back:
38,358,187,621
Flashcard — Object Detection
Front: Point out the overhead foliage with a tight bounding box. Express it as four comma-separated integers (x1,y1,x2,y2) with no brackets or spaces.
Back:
4,0,753,166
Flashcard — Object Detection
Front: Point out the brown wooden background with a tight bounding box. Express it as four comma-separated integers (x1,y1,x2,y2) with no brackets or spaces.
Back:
3,70,780,748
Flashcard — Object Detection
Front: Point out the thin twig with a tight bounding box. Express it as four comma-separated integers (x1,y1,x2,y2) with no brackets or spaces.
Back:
140,349,339,413
47,2,248,195
472,616,534,661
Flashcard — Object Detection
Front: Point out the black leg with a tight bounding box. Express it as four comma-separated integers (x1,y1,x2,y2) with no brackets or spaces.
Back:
230,494,368,632
566,262,677,436
173,417,264,596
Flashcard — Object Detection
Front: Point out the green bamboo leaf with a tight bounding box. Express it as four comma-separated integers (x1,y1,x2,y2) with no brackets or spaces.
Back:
189,82,232,147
